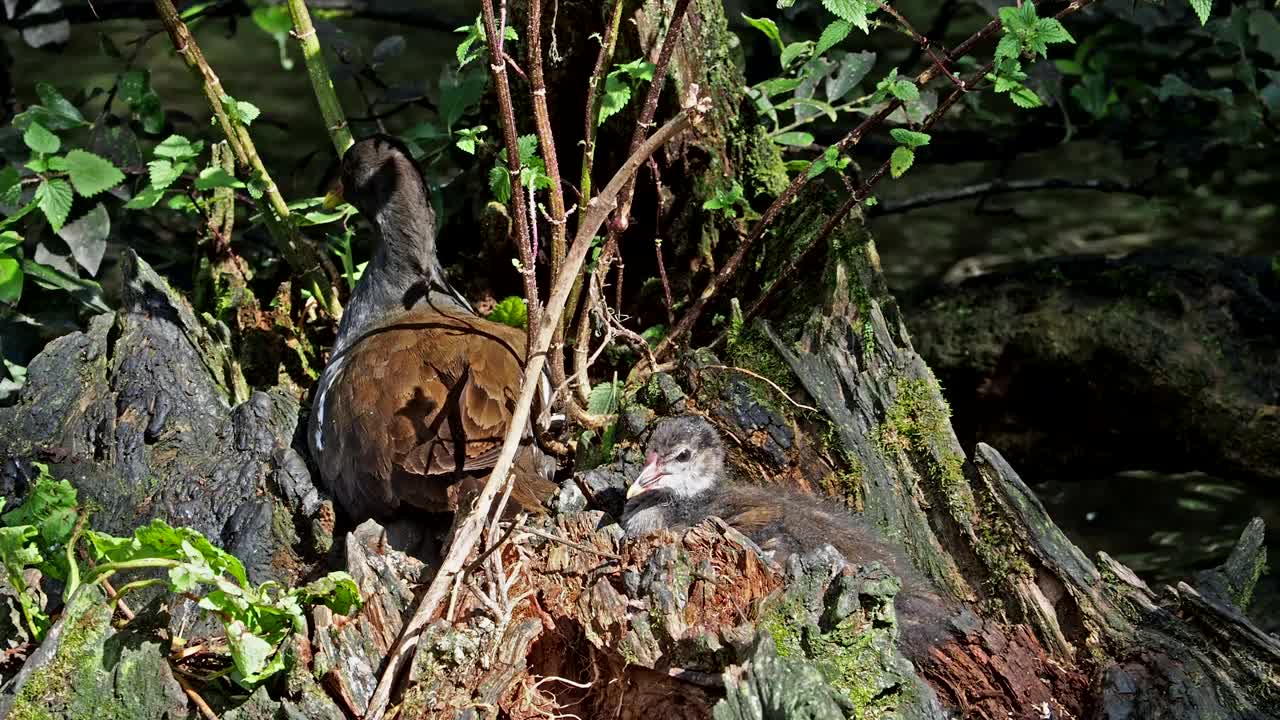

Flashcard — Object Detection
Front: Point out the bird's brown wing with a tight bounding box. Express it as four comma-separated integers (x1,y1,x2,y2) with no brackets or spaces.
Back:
317,307,554,518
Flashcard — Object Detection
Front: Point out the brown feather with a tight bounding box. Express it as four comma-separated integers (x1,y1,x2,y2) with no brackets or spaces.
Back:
314,306,554,519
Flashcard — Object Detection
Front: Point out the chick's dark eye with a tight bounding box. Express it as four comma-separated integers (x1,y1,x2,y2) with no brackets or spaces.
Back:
672,448,692,462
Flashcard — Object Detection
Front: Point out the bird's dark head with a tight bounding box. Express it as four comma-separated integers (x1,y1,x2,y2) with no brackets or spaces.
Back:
325,135,427,221
627,415,725,501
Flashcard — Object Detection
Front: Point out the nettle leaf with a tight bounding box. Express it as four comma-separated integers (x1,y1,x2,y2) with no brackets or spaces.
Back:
65,150,125,197
742,14,784,52
34,179,73,231
1035,18,1074,46
23,122,60,155
822,0,874,33
587,381,622,416
995,34,1022,62
154,135,203,161
1009,85,1043,108
221,95,261,126
816,20,853,57
890,77,920,103
889,146,914,178
598,74,632,124
889,128,931,149
486,296,528,329
148,160,182,190
1190,0,1212,26
57,203,110,276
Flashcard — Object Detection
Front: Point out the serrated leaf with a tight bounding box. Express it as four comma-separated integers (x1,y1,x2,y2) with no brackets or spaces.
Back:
815,20,853,57
23,123,60,155
773,131,815,147
994,34,1022,62
1190,0,1212,26
889,146,914,178
34,180,72,231
148,160,181,190
0,257,22,304
65,151,125,197
587,381,621,415
889,128,930,149
598,75,632,125
822,0,873,32
486,295,528,329
742,14,784,52
1009,85,1043,108
154,134,202,161
222,95,261,126
57,204,109,276
780,41,813,68
1035,18,1075,46
890,78,920,103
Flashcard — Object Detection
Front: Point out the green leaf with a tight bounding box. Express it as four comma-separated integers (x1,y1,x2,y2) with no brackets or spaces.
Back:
889,128,930,149
20,259,111,313
0,167,21,205
994,34,1022,62
889,146,914,178
125,186,166,210
822,0,874,33
195,167,245,190
780,41,812,68
778,96,839,122
154,135,203,161
34,180,73,231
1189,0,1212,26
221,95,261,126
23,122,60,155
815,20,853,57
889,78,919,103
0,257,22,304
598,74,632,125
587,381,621,415
439,66,488,131
486,296,528,329
36,83,86,127
755,77,803,96
455,17,484,67
773,131,815,147
293,571,362,616
742,14,784,52
226,619,278,681
1009,85,1043,108
65,150,125,197
826,51,875,102
148,160,182,190
0,230,21,253
614,58,656,82
1035,18,1075,46
454,125,487,154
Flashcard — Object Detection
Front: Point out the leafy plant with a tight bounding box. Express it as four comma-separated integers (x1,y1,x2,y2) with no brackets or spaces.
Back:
888,128,931,179
598,59,657,125
487,296,529,329
489,134,553,204
0,468,362,686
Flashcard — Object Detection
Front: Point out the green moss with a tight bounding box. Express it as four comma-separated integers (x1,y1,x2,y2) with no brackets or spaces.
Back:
8,586,122,720
759,596,907,717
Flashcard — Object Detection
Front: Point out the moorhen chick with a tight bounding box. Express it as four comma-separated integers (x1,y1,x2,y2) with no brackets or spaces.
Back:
309,136,556,522
623,415,952,647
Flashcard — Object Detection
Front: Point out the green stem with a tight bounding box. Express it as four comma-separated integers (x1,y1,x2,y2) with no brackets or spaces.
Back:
61,512,86,603
107,578,166,612
90,558,181,576
769,92,875,138
152,0,343,318
287,0,354,156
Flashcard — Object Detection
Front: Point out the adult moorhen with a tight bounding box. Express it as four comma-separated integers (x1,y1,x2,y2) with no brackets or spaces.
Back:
309,136,556,523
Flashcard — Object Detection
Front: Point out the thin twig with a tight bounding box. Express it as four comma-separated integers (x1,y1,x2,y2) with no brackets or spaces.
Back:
517,525,623,561
700,365,816,412
655,0,1095,367
482,0,541,338
363,111,697,720
175,673,220,720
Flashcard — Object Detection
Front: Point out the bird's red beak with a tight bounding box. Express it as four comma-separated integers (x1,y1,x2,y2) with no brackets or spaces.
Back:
627,452,665,500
